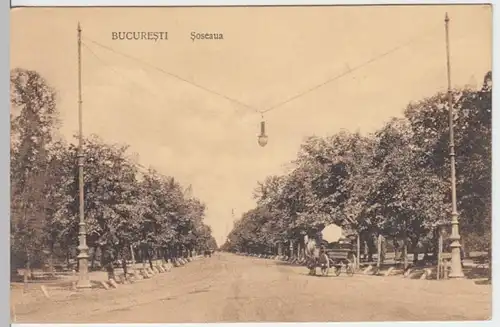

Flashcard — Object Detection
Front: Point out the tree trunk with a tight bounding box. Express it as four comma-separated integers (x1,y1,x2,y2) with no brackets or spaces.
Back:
433,228,440,259
121,255,128,280
47,241,55,274
403,220,409,271
24,254,31,285
147,248,153,269
11,255,19,282
376,234,382,269
403,237,408,271
393,238,400,261
488,245,492,281
106,262,115,281
438,231,443,280
102,248,115,281
130,245,137,276
356,233,360,269
141,248,146,270
380,236,386,264
367,235,376,262
90,246,98,271
411,236,420,265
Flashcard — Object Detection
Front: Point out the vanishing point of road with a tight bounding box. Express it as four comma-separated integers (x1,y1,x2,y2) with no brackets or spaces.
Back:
14,252,491,323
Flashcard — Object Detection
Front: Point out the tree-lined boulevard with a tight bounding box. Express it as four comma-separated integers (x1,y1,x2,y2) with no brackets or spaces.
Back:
11,68,217,282
10,8,492,324
222,71,492,272
10,64,492,323
12,253,491,323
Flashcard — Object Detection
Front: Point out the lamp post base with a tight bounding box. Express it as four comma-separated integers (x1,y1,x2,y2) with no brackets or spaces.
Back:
448,272,465,278
76,279,92,289
448,262,465,278
449,243,464,279
76,250,92,289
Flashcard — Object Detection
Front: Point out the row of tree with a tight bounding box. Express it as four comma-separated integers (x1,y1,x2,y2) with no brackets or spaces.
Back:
10,68,217,279
222,71,492,265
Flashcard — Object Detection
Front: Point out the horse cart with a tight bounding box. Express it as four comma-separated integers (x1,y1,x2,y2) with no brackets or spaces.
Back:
307,247,355,277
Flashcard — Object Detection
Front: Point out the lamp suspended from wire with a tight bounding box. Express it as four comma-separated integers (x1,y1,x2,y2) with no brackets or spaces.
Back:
257,114,268,147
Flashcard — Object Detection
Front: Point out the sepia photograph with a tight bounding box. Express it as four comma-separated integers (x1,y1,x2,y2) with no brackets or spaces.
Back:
9,3,492,323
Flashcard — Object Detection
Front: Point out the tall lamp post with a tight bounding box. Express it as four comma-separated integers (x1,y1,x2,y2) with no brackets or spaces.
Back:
76,22,92,288
444,13,464,278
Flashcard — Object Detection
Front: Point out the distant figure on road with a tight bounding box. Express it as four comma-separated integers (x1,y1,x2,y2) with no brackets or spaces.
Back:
305,236,320,275
318,245,328,264
317,245,330,275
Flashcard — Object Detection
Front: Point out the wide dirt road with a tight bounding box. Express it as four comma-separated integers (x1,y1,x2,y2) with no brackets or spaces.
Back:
14,252,491,323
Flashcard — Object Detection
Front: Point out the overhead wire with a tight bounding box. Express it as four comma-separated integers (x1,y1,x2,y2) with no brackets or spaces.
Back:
82,41,165,100
82,24,441,119
259,24,442,115
81,43,175,178
83,40,253,131
83,36,260,113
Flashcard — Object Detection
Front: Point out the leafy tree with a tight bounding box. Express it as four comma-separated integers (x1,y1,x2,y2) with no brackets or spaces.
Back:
404,71,492,252
370,118,448,267
10,69,217,280
226,71,492,264
10,68,59,277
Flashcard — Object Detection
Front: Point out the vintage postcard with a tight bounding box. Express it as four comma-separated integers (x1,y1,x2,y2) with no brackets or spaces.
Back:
10,4,492,323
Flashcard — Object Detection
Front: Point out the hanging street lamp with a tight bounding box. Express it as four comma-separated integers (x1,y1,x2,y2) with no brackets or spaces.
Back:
257,118,268,147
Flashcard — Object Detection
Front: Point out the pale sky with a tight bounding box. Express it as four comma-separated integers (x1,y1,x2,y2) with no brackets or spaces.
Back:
10,5,492,246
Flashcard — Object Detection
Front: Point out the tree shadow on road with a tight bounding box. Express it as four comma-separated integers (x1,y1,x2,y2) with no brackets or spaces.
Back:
474,279,491,286
464,267,490,280
274,262,305,267
296,272,347,279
